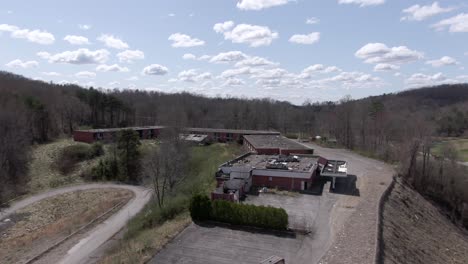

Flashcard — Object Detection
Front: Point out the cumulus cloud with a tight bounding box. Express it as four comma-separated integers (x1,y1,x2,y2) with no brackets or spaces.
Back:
210,51,248,63
223,78,245,86
96,64,130,72
214,22,278,47
405,72,453,87
178,69,212,82
432,13,468,32
236,0,290,10
117,49,144,63
75,71,96,78
426,56,459,67
44,48,110,64
142,64,169,75
355,43,423,64
323,71,384,88
301,64,341,77
401,2,453,21
5,59,38,68
306,17,320,24
235,56,278,67
213,21,235,33
289,32,320,44
251,67,288,79
373,63,400,71
220,67,252,79
98,34,129,49
182,53,196,60
64,35,89,45
338,0,385,7
0,24,55,44
168,33,205,48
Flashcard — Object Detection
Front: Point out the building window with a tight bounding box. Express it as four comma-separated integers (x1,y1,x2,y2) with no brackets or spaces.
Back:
269,177,272,181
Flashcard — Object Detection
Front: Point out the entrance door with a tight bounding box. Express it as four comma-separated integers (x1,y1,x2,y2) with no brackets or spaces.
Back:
303,181,308,190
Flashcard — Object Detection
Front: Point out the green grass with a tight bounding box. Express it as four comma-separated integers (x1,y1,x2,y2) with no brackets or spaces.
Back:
431,138,468,162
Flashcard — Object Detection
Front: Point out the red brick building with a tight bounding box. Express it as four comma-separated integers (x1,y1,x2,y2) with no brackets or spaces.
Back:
243,134,313,155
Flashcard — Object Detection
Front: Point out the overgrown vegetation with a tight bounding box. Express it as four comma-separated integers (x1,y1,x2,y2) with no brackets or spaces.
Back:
55,143,103,174
189,194,289,230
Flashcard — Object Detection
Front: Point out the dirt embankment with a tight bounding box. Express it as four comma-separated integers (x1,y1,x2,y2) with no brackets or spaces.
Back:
0,188,133,264
381,180,468,264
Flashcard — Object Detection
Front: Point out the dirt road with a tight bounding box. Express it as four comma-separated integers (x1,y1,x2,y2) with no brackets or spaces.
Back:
0,183,151,264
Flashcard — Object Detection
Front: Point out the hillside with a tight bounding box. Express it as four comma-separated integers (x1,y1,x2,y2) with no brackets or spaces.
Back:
382,180,468,264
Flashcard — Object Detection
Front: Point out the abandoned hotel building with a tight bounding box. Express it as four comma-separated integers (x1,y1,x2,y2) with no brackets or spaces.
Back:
73,126,348,202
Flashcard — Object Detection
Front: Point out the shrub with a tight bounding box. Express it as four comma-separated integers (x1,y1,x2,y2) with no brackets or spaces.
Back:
56,144,103,174
189,194,212,221
188,196,289,230
285,133,299,139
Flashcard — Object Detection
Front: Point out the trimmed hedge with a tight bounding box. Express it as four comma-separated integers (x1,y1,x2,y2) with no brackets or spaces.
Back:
189,194,288,230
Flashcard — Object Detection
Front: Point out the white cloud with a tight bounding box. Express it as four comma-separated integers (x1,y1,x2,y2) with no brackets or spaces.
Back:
42,71,61,76
289,32,320,44
0,24,55,44
75,71,96,78
306,17,320,24
78,24,92,30
45,48,110,64
235,56,278,67
5,59,38,68
214,22,278,47
236,0,290,10
405,72,453,87
355,43,424,64
98,34,129,49
373,63,400,71
223,78,245,86
220,67,252,79
338,0,385,7
64,35,89,45
323,71,385,88
213,21,235,33
178,69,212,82
426,56,459,67
117,49,144,63
37,51,51,59
142,64,169,75
96,64,130,72
301,64,341,77
126,76,139,81
251,67,288,79
432,13,468,32
182,53,196,60
168,33,205,48
198,55,211,61
210,51,248,63
401,2,453,21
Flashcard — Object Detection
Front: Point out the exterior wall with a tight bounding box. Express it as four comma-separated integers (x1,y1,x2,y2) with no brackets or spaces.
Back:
73,131,95,143
279,148,314,155
256,148,280,155
252,175,314,191
211,192,237,202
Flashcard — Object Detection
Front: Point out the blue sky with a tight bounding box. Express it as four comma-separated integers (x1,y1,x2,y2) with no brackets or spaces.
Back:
1,0,468,104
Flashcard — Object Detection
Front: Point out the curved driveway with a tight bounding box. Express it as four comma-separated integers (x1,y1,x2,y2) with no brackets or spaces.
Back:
0,183,151,264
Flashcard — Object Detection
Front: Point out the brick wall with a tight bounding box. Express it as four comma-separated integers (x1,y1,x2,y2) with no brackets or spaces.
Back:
252,175,313,191
73,131,95,143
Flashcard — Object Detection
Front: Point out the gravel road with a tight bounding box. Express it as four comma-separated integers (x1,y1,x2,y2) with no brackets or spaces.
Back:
0,183,151,264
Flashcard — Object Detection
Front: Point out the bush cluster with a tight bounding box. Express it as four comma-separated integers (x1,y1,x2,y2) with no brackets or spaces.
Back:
189,194,288,230
56,143,104,174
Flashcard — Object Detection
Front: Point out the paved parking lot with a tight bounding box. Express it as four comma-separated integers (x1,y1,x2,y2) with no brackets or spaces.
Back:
150,191,338,264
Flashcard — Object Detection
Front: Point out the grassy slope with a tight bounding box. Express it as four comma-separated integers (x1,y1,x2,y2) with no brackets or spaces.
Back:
382,181,468,264
27,139,106,193
98,143,243,264
431,138,468,162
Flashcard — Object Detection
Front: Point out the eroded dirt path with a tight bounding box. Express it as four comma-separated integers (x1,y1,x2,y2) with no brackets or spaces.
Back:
0,183,151,264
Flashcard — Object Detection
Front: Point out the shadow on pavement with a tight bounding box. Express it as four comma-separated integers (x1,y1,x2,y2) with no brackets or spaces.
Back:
194,221,298,239
329,174,360,196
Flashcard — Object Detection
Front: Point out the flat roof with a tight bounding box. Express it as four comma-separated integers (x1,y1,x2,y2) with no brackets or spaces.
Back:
321,160,348,177
228,154,318,172
75,126,165,133
186,127,280,135
243,134,311,150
